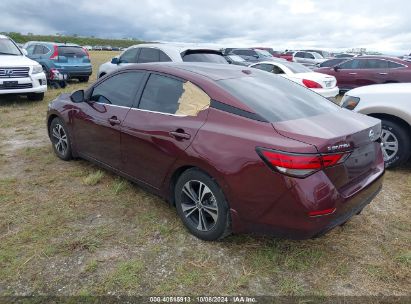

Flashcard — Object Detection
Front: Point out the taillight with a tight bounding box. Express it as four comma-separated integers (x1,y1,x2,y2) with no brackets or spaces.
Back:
50,45,59,60
308,208,336,217
302,79,322,89
83,47,90,59
257,148,350,178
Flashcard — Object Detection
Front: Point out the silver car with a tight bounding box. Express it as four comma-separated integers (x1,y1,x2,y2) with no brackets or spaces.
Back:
293,51,327,68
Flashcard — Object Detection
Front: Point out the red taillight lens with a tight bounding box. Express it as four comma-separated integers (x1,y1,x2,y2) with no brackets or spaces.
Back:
308,208,336,217
83,47,90,59
302,79,322,89
257,148,350,178
50,45,59,60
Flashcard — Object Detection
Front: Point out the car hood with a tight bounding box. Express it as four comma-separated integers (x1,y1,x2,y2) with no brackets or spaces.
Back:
0,55,38,67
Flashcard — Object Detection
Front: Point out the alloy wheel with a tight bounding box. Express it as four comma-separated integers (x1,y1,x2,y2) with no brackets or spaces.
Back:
381,129,399,162
52,124,68,156
181,180,219,231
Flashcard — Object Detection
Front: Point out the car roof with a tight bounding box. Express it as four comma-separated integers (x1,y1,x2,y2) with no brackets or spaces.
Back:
128,62,257,81
125,43,222,62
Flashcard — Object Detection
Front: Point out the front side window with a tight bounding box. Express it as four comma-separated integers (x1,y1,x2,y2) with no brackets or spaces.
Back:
120,48,139,63
339,59,362,69
138,48,160,63
139,74,211,116
90,72,145,107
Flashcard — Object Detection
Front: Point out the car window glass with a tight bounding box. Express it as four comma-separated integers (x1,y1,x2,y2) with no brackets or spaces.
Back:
272,65,285,74
33,45,44,55
363,59,388,69
339,59,361,69
305,53,315,59
120,48,139,63
90,72,145,107
139,74,211,116
26,45,35,55
387,61,403,68
253,64,274,72
295,52,304,58
159,50,172,62
138,48,160,63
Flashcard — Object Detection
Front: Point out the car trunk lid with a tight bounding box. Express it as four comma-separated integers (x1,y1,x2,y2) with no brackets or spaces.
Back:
272,110,383,193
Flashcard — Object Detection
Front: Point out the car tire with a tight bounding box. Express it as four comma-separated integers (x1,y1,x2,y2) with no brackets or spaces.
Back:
49,117,72,161
78,76,89,82
380,119,411,168
175,169,231,241
27,92,44,101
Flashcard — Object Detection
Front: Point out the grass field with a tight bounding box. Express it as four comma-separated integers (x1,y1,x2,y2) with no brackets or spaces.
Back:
0,51,410,296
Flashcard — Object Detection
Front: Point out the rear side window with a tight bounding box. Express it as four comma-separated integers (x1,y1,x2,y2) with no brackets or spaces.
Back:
294,52,304,58
304,53,315,59
139,74,211,115
217,72,339,122
90,72,145,107
253,64,274,72
120,48,139,63
387,61,404,68
182,52,228,63
138,48,160,63
362,59,387,69
34,45,49,55
159,51,172,62
58,46,87,57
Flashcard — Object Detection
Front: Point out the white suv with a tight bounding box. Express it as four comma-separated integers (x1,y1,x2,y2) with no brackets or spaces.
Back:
0,34,47,101
98,43,228,78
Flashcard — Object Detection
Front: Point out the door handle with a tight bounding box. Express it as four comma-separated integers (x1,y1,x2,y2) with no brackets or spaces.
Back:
108,116,121,126
349,72,357,75
379,72,388,75
169,130,191,140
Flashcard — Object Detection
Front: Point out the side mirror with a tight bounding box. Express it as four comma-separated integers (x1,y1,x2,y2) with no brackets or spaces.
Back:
333,66,341,72
111,57,119,64
70,90,85,103
21,49,28,56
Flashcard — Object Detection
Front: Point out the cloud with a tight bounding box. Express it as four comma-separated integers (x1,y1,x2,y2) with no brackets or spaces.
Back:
0,0,410,54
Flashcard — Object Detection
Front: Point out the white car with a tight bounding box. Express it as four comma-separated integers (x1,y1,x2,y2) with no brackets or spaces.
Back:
292,51,327,67
341,83,411,168
98,43,228,78
0,34,47,101
249,61,339,99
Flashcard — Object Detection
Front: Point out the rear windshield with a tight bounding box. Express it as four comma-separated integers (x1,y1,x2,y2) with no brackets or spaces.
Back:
182,52,228,64
217,71,339,122
58,46,87,57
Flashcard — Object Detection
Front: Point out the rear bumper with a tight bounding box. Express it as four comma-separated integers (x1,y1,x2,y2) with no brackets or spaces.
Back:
230,164,385,239
312,86,339,98
55,67,92,79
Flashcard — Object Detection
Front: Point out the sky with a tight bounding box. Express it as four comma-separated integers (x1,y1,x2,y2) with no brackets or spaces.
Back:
1,0,410,54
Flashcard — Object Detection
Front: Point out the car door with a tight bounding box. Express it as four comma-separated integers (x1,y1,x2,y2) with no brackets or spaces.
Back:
121,73,210,189
137,48,161,63
304,52,316,66
72,71,147,169
333,58,363,90
356,59,388,86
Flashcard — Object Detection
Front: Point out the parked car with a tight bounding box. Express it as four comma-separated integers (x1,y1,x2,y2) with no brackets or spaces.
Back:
24,42,92,82
293,51,327,67
0,34,47,101
280,51,294,61
315,56,411,93
317,58,350,68
98,44,228,78
93,46,103,51
47,62,384,241
334,53,356,58
228,48,276,63
252,47,282,58
83,45,93,51
301,49,332,59
341,83,411,168
250,61,339,99
224,54,249,66
112,47,120,51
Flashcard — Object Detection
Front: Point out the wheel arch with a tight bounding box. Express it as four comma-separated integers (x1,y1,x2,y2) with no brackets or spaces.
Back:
368,113,411,134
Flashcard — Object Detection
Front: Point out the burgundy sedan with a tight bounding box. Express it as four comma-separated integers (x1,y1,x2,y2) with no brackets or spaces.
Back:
47,63,384,241
315,56,411,92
